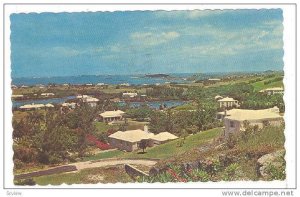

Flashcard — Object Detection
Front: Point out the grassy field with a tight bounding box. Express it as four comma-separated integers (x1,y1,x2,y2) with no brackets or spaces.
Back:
33,165,133,185
251,80,283,91
93,122,117,134
121,127,222,160
82,150,124,162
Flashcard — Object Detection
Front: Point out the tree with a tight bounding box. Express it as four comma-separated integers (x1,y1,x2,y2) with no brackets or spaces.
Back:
149,111,167,134
138,139,149,153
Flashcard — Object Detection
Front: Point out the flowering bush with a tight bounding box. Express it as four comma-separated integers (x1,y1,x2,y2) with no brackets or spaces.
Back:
86,134,111,150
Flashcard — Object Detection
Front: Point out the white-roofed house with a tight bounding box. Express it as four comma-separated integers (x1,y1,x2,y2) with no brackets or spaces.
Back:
217,97,240,108
84,97,99,107
122,92,138,98
259,87,284,95
41,93,55,97
45,103,54,108
99,110,125,123
108,129,154,152
214,95,223,100
12,94,24,99
19,103,45,110
150,132,178,145
223,107,283,137
78,95,99,107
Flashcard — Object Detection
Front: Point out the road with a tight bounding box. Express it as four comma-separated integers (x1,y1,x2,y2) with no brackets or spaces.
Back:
72,158,157,171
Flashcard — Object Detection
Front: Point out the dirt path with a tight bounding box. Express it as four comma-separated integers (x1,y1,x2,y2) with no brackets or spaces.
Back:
72,159,157,171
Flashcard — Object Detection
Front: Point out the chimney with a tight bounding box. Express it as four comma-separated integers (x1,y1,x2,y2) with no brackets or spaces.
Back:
144,125,149,133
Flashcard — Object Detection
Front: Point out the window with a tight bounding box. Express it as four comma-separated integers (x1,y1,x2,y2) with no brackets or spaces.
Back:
230,121,235,128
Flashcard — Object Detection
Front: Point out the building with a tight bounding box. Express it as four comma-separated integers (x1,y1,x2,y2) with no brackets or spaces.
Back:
84,97,99,107
120,83,130,86
99,110,125,122
19,103,45,110
108,129,154,152
41,93,55,97
45,103,54,108
61,102,77,109
122,92,138,98
217,97,239,108
11,94,24,99
223,107,283,137
77,95,99,107
259,87,284,95
214,95,223,100
150,132,178,145
216,109,238,121
11,85,18,89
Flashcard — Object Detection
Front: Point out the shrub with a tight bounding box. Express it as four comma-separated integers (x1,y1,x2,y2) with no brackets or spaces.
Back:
14,178,36,186
222,163,240,181
190,169,209,182
13,159,25,169
265,164,286,180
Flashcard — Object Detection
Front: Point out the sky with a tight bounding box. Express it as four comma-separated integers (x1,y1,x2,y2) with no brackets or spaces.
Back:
10,9,284,78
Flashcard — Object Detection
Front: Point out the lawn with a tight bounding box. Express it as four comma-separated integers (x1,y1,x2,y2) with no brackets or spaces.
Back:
173,103,196,111
82,150,124,161
121,127,222,160
93,122,117,134
33,165,133,185
251,77,284,91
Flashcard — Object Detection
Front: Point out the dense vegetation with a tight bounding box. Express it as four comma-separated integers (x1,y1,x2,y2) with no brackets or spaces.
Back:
12,72,285,182
13,104,98,169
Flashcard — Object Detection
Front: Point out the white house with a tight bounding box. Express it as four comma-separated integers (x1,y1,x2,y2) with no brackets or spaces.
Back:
122,92,138,98
84,97,99,107
214,95,223,100
259,87,284,95
150,132,178,145
41,93,55,97
120,83,130,86
12,95,24,98
223,107,283,137
99,110,125,122
108,129,154,152
77,95,99,107
218,97,239,108
19,103,45,110
61,102,77,109
45,103,54,108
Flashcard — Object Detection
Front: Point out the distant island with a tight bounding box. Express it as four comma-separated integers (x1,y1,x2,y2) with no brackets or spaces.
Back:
144,74,171,78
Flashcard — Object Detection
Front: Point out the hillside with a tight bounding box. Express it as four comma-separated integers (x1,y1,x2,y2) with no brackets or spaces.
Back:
141,124,285,182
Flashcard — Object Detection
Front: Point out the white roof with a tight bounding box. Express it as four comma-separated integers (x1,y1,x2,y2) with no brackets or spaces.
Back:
109,129,154,143
62,102,76,107
85,97,99,102
218,97,237,102
76,95,89,99
215,95,223,99
262,87,284,91
12,95,24,98
100,110,125,118
224,108,282,121
123,92,137,95
45,103,54,108
20,103,45,109
41,92,55,95
151,132,178,142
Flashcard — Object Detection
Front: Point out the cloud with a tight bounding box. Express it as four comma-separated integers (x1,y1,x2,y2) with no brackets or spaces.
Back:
155,10,230,20
51,46,81,57
130,31,180,46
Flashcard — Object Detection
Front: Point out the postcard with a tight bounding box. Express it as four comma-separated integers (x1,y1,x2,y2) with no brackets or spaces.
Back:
1,2,298,196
